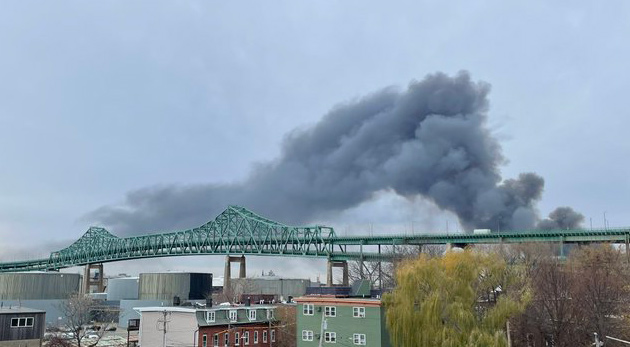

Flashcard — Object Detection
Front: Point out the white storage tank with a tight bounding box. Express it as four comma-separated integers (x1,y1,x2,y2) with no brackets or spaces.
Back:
107,277,139,300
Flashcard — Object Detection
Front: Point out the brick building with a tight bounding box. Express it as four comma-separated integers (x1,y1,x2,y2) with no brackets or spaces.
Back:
136,304,279,347
198,305,277,347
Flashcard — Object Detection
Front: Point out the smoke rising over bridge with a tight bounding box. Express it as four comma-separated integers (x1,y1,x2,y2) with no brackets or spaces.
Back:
86,71,582,234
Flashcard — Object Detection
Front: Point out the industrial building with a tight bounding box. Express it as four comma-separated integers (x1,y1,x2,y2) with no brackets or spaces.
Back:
0,306,46,347
138,272,213,300
0,272,81,326
106,276,139,300
230,276,315,302
0,272,80,300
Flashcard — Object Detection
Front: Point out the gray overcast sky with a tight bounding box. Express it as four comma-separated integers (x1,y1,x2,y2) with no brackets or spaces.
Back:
1,1,629,278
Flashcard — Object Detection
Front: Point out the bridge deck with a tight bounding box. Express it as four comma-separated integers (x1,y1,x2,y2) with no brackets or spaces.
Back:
1,206,628,272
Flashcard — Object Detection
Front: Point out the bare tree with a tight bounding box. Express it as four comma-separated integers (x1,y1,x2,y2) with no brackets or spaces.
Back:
217,278,260,304
57,293,118,347
509,243,630,347
344,244,445,290
570,244,630,342
274,304,296,347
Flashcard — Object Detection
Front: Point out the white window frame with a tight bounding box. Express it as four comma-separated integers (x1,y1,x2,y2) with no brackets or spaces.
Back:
244,331,250,345
248,309,257,321
325,332,336,343
213,334,219,347
353,307,365,318
271,329,276,342
263,330,268,343
303,304,314,315
10,317,34,328
202,334,208,347
207,311,216,322
229,310,238,322
224,333,229,347
267,309,274,319
254,331,258,344
235,332,240,346
353,333,366,345
324,306,336,317
302,330,314,341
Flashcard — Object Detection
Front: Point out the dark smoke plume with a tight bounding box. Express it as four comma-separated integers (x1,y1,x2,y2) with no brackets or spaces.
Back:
537,207,585,230
86,71,582,234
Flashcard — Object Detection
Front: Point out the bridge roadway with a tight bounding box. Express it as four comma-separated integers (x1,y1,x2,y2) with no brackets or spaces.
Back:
1,205,629,273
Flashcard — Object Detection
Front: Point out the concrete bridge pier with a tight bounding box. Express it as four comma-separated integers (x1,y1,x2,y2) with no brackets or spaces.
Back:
82,263,104,294
223,255,247,295
326,260,349,287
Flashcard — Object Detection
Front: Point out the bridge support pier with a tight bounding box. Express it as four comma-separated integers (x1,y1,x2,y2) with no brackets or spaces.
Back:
82,263,104,294
223,255,246,295
326,260,349,287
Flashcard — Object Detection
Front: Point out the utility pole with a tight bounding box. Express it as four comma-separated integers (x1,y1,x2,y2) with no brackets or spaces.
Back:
157,310,171,347
318,309,326,347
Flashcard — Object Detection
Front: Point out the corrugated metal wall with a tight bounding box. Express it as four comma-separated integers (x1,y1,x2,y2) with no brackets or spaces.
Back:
232,278,311,300
138,273,212,300
139,273,191,300
0,273,80,300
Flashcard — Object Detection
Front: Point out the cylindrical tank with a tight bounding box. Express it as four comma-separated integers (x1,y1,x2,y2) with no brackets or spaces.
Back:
0,272,81,300
106,277,139,300
138,272,212,300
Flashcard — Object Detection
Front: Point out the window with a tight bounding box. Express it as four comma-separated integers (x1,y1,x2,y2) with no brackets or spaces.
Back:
235,332,240,346
213,334,219,347
324,332,336,343
353,307,365,318
244,331,250,345
254,331,258,344
302,330,314,341
324,306,336,317
248,309,257,320
263,330,268,343
229,310,238,322
207,311,216,322
224,333,229,347
271,329,276,342
202,334,208,347
267,309,274,319
303,304,314,315
353,334,366,345
10,317,34,328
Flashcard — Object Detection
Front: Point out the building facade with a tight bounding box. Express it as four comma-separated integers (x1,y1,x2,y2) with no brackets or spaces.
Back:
197,305,277,347
136,305,279,347
0,307,46,347
295,297,390,347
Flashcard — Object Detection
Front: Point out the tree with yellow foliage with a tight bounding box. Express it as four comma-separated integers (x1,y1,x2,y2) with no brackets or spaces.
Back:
384,250,530,347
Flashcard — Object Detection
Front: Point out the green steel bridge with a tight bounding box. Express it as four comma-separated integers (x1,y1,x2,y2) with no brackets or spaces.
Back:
1,205,629,273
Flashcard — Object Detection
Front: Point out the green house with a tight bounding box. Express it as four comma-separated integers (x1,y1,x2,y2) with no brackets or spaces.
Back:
295,297,391,347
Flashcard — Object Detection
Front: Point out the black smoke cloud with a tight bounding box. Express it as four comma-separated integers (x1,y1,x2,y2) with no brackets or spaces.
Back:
86,71,582,234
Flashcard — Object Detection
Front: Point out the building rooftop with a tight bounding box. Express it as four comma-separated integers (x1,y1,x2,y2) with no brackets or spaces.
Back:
294,296,383,306
135,304,277,313
0,306,45,314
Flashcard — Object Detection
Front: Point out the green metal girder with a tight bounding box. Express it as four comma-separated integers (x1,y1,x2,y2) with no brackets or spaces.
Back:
1,205,629,273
